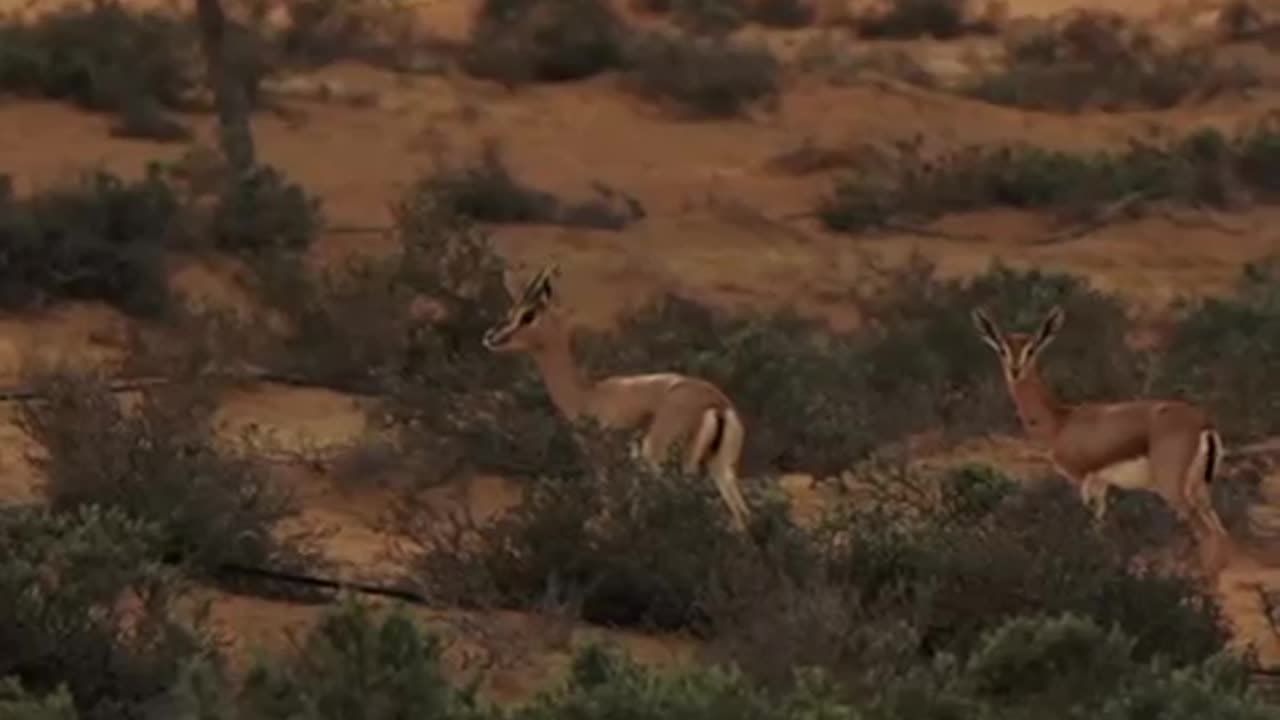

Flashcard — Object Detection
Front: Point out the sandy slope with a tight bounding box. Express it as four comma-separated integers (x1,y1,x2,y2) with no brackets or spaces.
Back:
0,0,1277,701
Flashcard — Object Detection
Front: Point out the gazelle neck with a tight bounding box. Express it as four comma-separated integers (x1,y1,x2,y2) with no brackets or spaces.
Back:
528,315,592,421
1008,365,1065,444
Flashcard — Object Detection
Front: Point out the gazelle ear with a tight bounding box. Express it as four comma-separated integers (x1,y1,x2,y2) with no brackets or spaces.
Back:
972,308,1008,357
1026,305,1065,359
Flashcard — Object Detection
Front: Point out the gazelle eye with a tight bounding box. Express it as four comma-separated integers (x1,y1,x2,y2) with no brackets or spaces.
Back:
518,309,535,325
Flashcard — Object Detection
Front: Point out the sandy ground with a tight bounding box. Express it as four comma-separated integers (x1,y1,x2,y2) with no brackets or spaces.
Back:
0,0,1278,702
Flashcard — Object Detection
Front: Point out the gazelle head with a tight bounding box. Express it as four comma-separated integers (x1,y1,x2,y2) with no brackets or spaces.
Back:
972,306,1065,384
482,264,561,353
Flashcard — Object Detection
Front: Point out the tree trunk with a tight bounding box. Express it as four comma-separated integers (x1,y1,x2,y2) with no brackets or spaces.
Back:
195,0,256,174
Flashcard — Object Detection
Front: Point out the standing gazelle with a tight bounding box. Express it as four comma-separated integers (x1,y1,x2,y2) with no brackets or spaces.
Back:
482,265,752,531
972,306,1230,574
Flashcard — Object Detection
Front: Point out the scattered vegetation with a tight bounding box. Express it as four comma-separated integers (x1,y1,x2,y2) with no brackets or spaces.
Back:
14,366,322,590
624,32,780,117
968,10,1260,112
818,120,1280,234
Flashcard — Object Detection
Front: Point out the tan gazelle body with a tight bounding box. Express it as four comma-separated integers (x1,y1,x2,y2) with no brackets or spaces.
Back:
973,306,1230,575
482,265,751,531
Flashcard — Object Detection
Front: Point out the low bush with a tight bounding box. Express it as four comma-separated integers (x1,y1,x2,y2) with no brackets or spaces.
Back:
0,168,182,316
819,120,1280,234
422,143,643,230
462,0,625,85
0,504,214,720
624,32,780,117
15,366,323,591
969,10,1260,112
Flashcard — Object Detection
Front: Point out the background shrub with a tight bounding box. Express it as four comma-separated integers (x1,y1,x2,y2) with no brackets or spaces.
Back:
624,32,780,117
462,0,625,85
0,2,199,135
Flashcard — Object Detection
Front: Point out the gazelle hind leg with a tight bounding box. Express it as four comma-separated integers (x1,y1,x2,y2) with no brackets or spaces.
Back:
1185,431,1231,576
703,408,751,532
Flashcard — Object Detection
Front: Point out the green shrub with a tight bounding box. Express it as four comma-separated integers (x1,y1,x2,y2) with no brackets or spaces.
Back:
0,505,213,720
624,32,780,117
968,10,1259,112
15,366,322,592
819,121,1280,234
462,0,625,85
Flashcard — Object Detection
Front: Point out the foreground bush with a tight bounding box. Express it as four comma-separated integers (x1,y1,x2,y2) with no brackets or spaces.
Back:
237,598,476,719
819,121,1280,233
395,428,776,629
969,10,1259,112
15,366,321,588
397,425,1227,679
0,505,213,720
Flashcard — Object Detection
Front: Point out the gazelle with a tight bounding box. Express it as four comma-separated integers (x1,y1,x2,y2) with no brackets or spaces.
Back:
972,306,1230,574
482,265,752,531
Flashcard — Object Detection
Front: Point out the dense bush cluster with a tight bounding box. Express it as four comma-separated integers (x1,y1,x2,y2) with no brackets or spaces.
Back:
819,121,1280,233
0,1,201,139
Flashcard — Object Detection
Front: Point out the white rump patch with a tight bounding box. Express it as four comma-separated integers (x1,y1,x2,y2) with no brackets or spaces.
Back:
1095,457,1152,490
